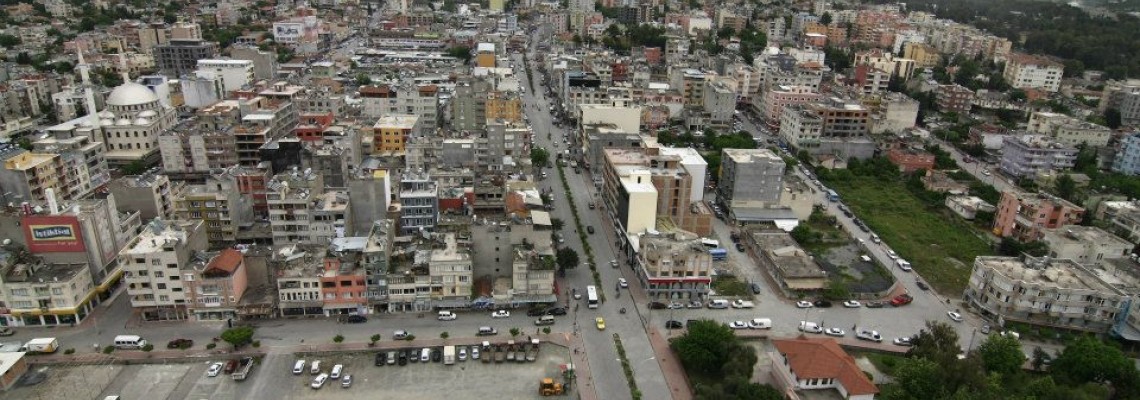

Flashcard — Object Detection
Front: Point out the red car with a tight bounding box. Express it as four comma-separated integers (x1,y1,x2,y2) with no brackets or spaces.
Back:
890,294,914,307
223,359,239,374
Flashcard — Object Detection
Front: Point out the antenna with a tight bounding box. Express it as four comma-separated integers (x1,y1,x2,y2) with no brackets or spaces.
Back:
76,44,99,126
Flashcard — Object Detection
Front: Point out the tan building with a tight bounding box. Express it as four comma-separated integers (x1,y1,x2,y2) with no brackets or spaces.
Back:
1039,226,1132,264
902,42,941,68
748,230,827,290
122,219,207,321
635,230,713,301
265,169,352,245
369,114,420,154
175,171,254,246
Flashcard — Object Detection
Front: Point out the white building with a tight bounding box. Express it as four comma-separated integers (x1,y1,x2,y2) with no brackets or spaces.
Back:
195,59,254,93
1004,53,1064,93
121,219,207,321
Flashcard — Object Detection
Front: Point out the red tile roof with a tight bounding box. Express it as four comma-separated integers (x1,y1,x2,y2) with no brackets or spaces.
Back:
206,249,243,275
773,337,879,396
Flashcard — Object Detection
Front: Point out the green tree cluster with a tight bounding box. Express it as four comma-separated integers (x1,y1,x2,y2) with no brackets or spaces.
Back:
673,320,782,400
555,247,579,271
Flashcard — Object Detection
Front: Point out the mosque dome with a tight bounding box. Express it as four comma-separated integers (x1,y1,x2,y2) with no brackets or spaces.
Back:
106,82,158,107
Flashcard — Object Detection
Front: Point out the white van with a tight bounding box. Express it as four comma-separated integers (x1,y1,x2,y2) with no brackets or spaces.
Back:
113,335,146,349
330,364,343,380
748,318,772,329
870,234,881,243
437,310,457,321
897,259,913,271
860,255,872,262
707,299,730,309
310,360,322,375
420,348,431,362
293,360,306,375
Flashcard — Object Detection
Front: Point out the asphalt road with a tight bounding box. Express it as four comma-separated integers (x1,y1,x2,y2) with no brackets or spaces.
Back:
516,24,671,400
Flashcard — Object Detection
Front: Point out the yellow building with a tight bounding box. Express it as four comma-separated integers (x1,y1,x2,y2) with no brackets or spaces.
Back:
372,114,420,153
475,43,496,68
489,0,504,12
903,42,942,69
486,93,522,123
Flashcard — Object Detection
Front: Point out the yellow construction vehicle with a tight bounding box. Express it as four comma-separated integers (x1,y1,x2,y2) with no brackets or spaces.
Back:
539,378,564,396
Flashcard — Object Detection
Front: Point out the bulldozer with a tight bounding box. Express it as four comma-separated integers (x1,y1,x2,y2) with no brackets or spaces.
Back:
539,378,565,396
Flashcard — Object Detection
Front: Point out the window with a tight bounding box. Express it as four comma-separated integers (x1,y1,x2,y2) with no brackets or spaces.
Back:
11,288,28,296
154,271,164,278
52,288,63,295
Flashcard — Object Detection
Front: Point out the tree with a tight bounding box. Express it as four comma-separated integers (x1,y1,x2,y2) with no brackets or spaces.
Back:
370,334,381,345
1031,346,1052,371
446,46,471,64
907,321,961,364
530,147,550,168
0,34,20,47
355,73,372,86
671,319,737,373
333,334,344,343
977,334,1026,375
509,327,520,337
550,218,565,231
220,326,255,349
556,247,580,270
1055,174,1077,202
821,279,850,301
1105,108,1122,129
1050,336,1137,389
440,332,449,339
880,357,949,399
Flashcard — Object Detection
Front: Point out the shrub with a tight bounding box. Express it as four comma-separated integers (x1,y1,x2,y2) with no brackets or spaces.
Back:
404,334,416,341
252,340,261,348
440,332,449,339
333,334,344,344
370,334,381,344
206,343,217,350
102,345,115,354
63,348,75,355
141,344,154,352
542,327,551,334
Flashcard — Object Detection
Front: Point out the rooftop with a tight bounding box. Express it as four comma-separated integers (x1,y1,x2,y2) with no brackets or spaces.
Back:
976,256,1122,295
4,262,87,284
772,337,878,396
122,219,201,255
374,114,420,129
723,148,782,164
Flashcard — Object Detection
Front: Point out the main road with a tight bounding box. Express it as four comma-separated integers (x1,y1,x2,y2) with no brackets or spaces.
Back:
516,25,673,400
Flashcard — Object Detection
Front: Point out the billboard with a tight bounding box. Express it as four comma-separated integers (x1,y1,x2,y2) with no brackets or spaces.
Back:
23,215,85,253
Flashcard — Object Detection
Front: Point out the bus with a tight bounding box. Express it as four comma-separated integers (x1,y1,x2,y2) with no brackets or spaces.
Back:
709,248,728,261
826,189,840,202
586,285,599,309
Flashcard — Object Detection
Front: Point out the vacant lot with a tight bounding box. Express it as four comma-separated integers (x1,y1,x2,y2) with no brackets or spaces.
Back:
829,176,992,294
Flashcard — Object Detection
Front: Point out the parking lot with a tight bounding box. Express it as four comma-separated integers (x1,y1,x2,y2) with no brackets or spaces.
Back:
2,343,574,400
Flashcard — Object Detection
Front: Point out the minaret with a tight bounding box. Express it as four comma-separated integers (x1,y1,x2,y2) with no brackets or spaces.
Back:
118,52,131,84
76,45,99,125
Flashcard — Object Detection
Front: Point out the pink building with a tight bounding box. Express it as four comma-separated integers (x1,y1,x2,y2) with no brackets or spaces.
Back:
759,86,822,129
319,258,368,314
186,249,249,321
993,191,1085,241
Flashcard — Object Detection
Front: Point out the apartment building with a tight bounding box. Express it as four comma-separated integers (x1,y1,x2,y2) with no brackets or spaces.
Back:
194,59,254,93
183,248,248,321
386,233,473,311
702,79,736,125
232,96,298,166
870,92,920,134
0,147,68,203
0,261,96,327
936,84,974,114
368,114,420,154
601,146,712,237
399,172,439,235
600,151,658,236
468,218,557,305
158,118,239,174
107,173,178,221
778,105,823,149
718,148,785,210
998,135,1077,178
1040,226,1133,264
757,86,822,128
1113,133,1140,176
635,230,713,301
154,39,218,77
854,49,917,81
1027,111,1111,148
265,168,351,245
175,172,254,246
359,83,440,133
121,219,207,321
902,42,941,68
1003,52,1064,93
992,191,1084,241
964,255,1128,333
1094,200,1140,242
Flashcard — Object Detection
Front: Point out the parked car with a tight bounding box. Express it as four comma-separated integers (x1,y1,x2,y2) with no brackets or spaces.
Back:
343,315,367,323
892,337,913,347
587,226,595,234
686,301,703,309
665,320,683,329
796,301,814,308
916,281,930,291
890,294,913,306
546,307,567,316
856,329,882,342
573,288,582,299
648,301,668,310
728,321,749,329
491,310,511,318
842,300,862,308
341,374,353,388
206,362,223,377
431,349,442,363
735,243,746,252
824,328,846,337
798,321,823,334
393,330,411,340
224,359,239,374
375,352,386,366
667,302,684,309
865,301,886,308
731,300,755,308
618,278,628,288
813,300,834,308
947,311,964,322
0,327,13,336
167,338,193,349
750,283,762,294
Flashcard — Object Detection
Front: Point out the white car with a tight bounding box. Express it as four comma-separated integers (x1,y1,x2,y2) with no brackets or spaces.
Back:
824,328,846,337
458,346,468,361
855,329,882,342
728,321,749,329
491,310,511,318
798,321,823,334
471,346,481,360
796,301,814,308
842,300,862,308
206,362,223,377
618,278,628,288
947,311,964,322
893,337,913,347
885,250,899,260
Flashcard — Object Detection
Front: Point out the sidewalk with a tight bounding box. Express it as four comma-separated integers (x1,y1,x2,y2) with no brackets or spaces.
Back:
627,277,693,400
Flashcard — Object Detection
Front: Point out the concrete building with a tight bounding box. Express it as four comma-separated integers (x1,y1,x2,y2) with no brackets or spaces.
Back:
154,39,218,77
902,42,941,68
183,248,248,321
635,230,713,301
194,59,254,93
122,219,208,321
399,172,439,235
368,114,420,154
718,148,785,211
936,84,974,114
0,260,96,327
359,83,440,133
757,85,822,129
386,232,473,311
702,79,736,125
964,255,1128,334
601,155,657,235
230,46,278,81
1095,200,1140,243
107,173,178,221
265,168,350,245
0,148,68,204
748,230,827,290
175,172,254,247
945,195,995,220
1003,52,1064,93
992,191,1085,241
468,217,558,306
999,135,1078,178
1113,133,1140,176
853,48,916,80
1040,226,1133,264
871,93,920,134
886,146,935,173
1027,112,1111,148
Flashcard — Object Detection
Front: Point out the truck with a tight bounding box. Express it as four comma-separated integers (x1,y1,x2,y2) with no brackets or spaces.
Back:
709,248,728,261
21,337,59,353
443,345,456,365
231,356,255,381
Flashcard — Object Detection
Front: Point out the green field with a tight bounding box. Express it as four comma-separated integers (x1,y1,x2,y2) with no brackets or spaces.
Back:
829,176,993,294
